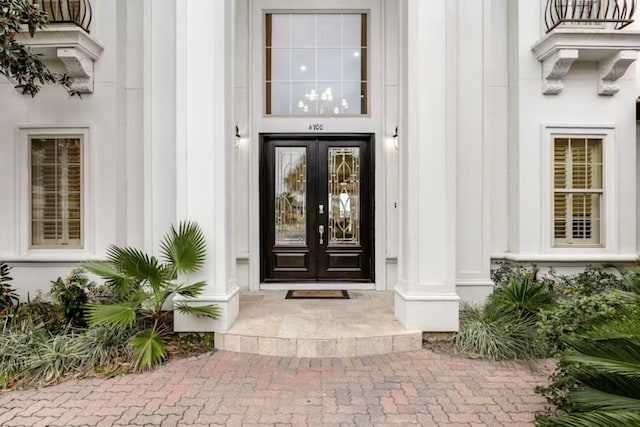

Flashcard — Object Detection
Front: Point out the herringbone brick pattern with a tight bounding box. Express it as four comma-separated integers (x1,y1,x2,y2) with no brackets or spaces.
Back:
0,350,550,426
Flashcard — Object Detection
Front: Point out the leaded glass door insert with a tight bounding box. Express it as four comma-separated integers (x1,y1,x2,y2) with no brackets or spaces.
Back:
261,135,373,282
328,147,360,246
275,147,307,245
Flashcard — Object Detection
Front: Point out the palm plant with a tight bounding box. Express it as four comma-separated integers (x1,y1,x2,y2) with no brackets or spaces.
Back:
83,221,220,371
537,271,640,426
490,277,553,317
454,302,544,361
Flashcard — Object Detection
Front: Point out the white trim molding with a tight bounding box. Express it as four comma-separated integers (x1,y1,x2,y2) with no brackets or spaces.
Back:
15,126,95,260
492,253,637,263
540,124,617,255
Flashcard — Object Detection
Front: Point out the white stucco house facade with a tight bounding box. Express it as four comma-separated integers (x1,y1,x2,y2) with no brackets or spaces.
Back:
2,0,640,334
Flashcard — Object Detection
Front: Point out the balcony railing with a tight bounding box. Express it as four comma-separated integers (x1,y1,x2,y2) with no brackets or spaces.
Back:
545,0,636,32
36,0,92,33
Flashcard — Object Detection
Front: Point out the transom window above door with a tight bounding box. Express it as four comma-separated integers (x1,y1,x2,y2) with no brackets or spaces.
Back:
265,13,368,116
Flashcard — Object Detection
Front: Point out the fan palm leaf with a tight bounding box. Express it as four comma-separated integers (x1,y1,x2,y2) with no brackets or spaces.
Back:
132,326,166,371
106,246,165,293
174,281,208,298
175,303,221,319
569,389,640,411
86,302,140,329
159,221,206,276
82,260,135,296
538,410,640,426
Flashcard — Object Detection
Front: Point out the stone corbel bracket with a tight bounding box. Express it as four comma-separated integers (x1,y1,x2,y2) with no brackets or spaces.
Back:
598,50,638,96
57,47,94,93
541,49,578,95
15,26,104,94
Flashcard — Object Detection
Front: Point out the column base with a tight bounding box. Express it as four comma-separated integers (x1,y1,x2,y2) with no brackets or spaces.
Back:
456,279,494,305
394,288,460,332
173,286,240,332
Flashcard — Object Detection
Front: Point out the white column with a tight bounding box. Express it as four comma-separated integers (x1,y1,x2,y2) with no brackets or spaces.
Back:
394,0,459,331
455,0,493,303
173,0,240,332
143,0,177,253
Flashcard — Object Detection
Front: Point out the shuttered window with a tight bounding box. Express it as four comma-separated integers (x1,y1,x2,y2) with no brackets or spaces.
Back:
30,137,83,248
553,137,603,246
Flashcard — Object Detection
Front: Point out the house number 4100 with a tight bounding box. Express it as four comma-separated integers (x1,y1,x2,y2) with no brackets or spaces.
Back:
308,124,324,131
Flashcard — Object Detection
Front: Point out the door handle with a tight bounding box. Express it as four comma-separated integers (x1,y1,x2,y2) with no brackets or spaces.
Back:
318,225,324,245
319,204,324,215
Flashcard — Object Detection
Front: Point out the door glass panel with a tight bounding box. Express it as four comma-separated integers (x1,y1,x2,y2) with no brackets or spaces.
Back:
328,147,360,246
275,147,307,245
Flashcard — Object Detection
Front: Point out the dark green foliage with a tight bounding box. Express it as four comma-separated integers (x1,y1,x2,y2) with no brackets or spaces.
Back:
552,266,626,298
490,277,553,317
0,320,134,388
0,262,19,311
491,261,536,287
14,295,65,332
454,302,543,361
455,266,553,361
0,0,75,96
50,269,94,328
535,268,640,426
536,291,632,356
84,221,220,371
536,321,640,426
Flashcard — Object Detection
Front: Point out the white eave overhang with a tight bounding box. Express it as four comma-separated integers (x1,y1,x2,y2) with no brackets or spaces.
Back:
16,25,104,94
531,29,640,95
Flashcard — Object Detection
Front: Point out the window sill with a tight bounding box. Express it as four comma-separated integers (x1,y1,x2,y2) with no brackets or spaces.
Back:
1,252,102,263
492,252,638,263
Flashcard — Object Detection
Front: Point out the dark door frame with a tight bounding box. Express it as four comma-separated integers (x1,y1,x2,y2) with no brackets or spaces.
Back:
259,133,376,283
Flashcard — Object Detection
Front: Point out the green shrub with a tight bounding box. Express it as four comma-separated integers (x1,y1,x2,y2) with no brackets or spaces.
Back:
491,261,536,287
0,262,19,312
552,266,625,298
50,269,94,328
78,326,134,372
490,277,553,317
0,321,134,388
14,295,65,333
536,291,632,355
536,313,640,426
86,284,118,305
454,302,543,361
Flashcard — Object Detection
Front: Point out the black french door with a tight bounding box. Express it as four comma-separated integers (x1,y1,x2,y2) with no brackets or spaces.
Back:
260,134,374,282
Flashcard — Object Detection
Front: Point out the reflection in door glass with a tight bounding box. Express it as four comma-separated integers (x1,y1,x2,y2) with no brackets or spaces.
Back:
329,147,360,246
275,147,307,245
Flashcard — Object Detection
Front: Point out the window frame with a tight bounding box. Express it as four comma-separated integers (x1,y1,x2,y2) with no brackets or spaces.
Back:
17,126,93,256
250,0,381,136
264,12,370,117
541,125,617,253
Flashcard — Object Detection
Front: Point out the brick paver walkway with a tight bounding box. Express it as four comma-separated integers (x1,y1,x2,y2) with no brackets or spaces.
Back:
0,350,550,426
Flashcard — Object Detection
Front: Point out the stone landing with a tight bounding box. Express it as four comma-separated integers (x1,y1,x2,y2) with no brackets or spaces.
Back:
215,291,423,357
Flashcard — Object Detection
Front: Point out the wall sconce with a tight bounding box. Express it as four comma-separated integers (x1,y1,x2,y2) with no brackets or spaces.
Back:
392,126,399,150
235,126,241,149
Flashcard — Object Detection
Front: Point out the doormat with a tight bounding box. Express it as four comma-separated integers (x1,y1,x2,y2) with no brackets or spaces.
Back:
285,290,350,299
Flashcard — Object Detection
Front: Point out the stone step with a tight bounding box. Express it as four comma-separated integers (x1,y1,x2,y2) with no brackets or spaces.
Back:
214,291,424,358
215,332,423,358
